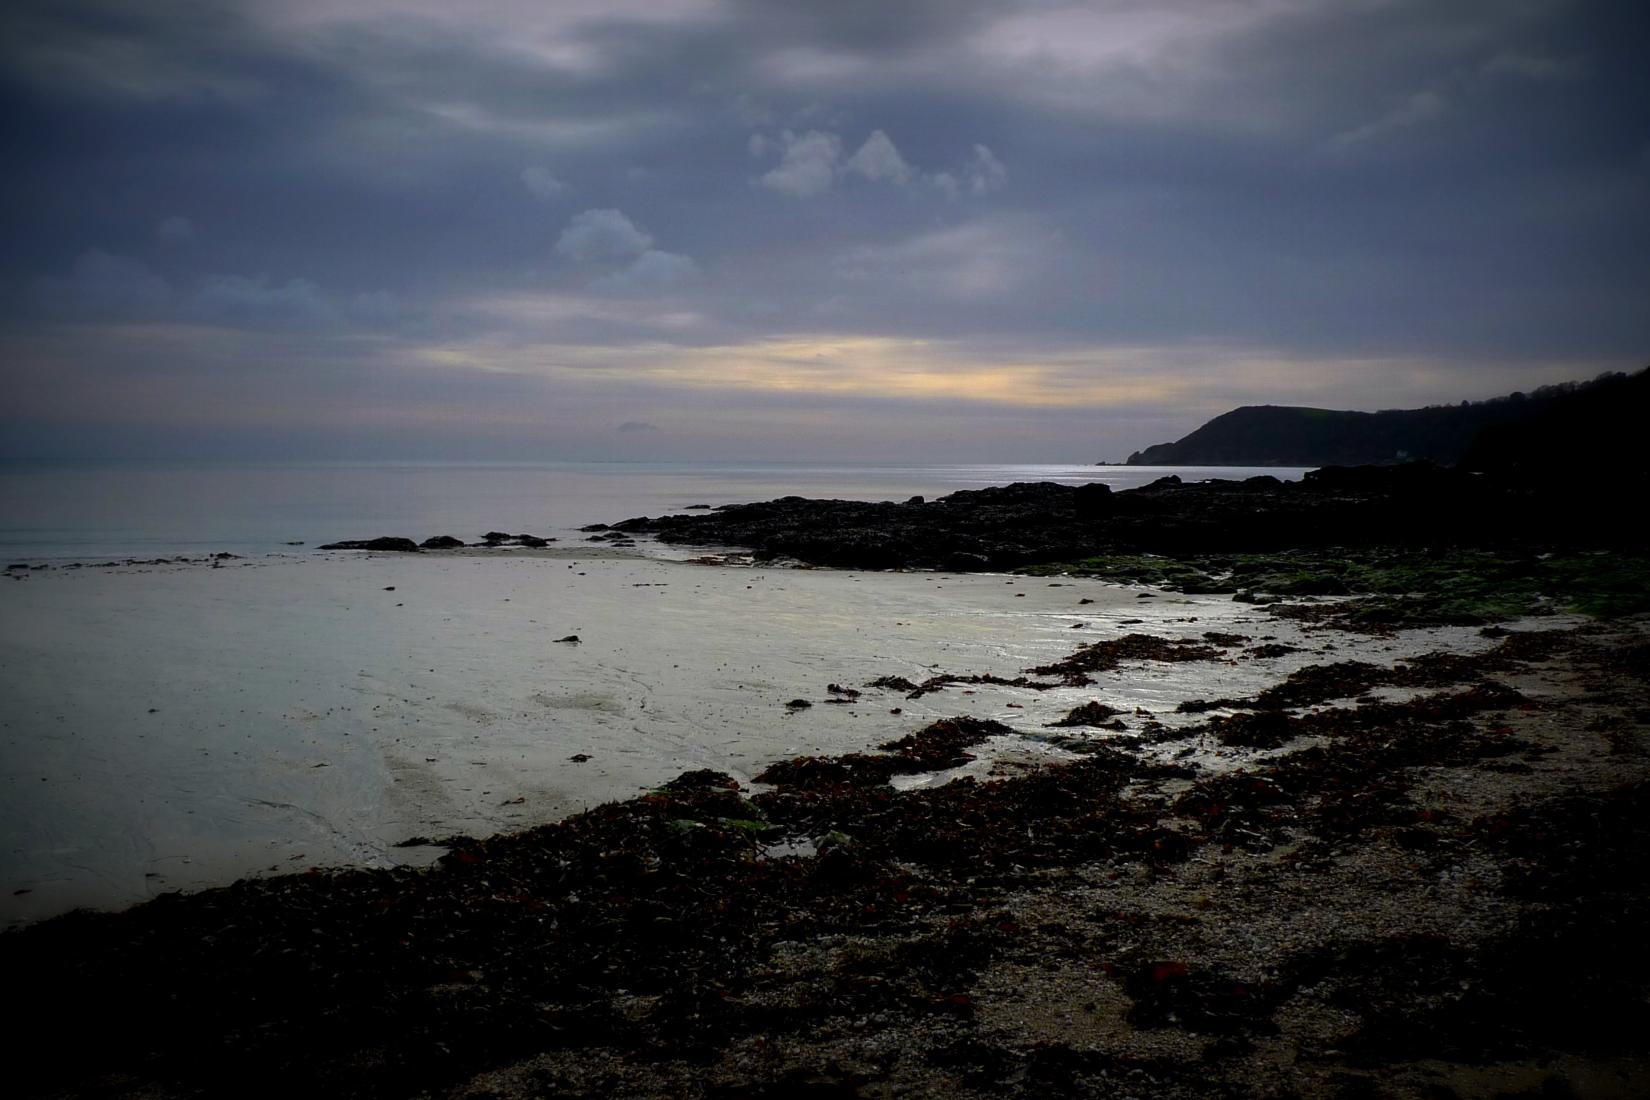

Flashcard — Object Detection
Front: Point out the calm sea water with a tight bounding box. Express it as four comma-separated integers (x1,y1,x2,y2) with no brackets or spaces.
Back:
0,460,1311,562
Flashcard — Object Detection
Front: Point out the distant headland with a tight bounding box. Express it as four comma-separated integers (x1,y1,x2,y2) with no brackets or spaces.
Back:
1122,365,1649,469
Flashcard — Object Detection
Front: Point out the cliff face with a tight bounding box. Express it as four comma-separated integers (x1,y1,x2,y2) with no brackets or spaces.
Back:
1123,367,1649,469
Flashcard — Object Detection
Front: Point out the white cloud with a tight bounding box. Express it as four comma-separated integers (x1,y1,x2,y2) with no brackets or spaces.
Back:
593,249,700,291
156,215,195,245
1329,89,1447,150
555,208,653,262
845,130,912,185
966,144,1007,195
759,129,843,198
553,210,697,292
521,165,569,200
755,129,1007,199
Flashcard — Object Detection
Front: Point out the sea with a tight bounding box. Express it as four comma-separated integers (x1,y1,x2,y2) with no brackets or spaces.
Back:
0,459,1310,562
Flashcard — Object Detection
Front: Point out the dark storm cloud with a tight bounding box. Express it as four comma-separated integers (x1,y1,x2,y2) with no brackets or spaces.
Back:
1,0,1646,460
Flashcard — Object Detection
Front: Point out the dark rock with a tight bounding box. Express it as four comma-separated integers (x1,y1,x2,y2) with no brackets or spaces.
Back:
517,535,549,548
1073,482,1112,513
1048,701,1123,728
604,453,1647,570
554,635,581,644
785,699,812,710
1208,710,1304,749
1246,643,1304,659
420,535,465,549
941,552,992,572
317,537,421,552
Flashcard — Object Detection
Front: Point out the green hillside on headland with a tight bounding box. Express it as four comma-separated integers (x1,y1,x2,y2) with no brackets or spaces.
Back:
1123,366,1650,469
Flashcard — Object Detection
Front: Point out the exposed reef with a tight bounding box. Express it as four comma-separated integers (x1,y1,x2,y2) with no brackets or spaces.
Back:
609,463,1646,572
318,532,561,551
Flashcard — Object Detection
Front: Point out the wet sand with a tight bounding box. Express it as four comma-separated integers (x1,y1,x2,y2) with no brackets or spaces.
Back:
0,547,1526,924
5,606,1645,1100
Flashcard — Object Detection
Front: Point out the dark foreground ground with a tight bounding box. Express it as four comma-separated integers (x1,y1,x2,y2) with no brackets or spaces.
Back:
7,612,1650,1099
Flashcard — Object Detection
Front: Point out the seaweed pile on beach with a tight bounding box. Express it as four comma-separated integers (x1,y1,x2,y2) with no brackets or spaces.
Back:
7,621,1649,1099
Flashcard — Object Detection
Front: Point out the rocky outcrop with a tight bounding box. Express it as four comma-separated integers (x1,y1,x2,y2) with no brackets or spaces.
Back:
317,537,421,552
611,463,1644,570
323,533,556,552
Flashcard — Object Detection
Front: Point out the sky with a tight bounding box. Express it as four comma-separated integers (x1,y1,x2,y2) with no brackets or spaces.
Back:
1,0,1646,462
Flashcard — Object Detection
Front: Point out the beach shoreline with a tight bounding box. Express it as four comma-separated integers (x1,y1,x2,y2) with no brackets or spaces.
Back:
5,606,1647,1098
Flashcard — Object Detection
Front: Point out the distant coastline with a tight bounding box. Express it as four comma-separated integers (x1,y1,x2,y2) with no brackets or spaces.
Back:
1119,366,1648,469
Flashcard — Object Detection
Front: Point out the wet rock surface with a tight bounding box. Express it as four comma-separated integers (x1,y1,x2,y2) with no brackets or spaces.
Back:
5,619,1648,1099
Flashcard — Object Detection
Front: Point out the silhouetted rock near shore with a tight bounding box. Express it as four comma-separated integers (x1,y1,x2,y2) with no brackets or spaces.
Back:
321,532,557,551
1124,365,1649,468
612,461,1645,571
317,536,421,552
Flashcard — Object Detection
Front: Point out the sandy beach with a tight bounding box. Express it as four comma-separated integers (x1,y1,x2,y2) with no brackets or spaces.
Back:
1,543,1521,925
5,549,1645,1097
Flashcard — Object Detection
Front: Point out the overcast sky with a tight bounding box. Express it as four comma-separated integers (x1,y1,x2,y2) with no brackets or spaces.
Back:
2,0,1646,461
